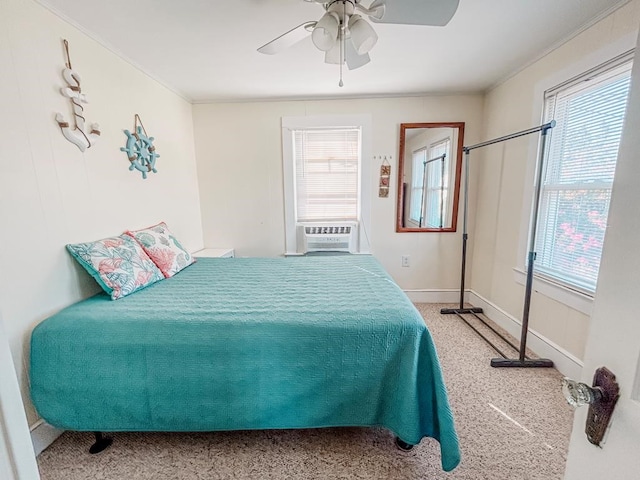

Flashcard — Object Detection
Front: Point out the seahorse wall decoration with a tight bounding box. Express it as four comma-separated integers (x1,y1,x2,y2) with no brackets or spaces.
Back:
56,39,100,152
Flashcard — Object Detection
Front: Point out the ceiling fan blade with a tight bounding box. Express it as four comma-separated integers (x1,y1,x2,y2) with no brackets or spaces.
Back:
345,41,370,70
258,21,316,55
369,0,459,26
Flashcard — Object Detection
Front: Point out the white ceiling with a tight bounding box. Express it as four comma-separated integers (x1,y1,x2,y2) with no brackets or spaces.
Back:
37,0,629,103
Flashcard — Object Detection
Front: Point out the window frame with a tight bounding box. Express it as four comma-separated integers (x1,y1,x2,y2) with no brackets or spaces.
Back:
514,49,634,314
282,114,372,256
534,55,633,294
292,127,361,223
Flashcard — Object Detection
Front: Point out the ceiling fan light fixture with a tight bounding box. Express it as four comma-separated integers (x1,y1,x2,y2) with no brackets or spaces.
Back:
324,41,342,65
348,15,378,55
258,0,460,86
312,12,340,51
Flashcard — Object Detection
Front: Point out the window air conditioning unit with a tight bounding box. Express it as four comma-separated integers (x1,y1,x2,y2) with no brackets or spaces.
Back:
297,222,359,254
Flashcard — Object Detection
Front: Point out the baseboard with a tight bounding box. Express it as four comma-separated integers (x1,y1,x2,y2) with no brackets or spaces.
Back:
467,290,584,378
30,420,64,456
404,289,469,304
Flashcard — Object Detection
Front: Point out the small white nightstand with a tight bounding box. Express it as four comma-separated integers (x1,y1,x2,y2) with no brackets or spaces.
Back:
193,248,235,258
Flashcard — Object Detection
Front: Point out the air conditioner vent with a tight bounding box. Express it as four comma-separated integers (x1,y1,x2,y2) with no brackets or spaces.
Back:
305,225,351,235
297,222,358,254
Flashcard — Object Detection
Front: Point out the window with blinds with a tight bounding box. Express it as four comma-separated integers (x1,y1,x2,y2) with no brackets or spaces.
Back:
293,127,361,222
424,138,450,228
535,56,632,293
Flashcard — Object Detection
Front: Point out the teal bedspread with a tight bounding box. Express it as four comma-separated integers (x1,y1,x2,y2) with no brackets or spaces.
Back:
30,255,460,471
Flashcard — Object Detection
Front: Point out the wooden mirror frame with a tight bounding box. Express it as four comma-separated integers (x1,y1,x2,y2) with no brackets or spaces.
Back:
396,122,465,232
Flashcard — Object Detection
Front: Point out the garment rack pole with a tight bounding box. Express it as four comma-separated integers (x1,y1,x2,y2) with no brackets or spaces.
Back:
441,121,556,368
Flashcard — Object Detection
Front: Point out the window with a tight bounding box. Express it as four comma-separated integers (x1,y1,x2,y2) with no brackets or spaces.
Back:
409,138,451,227
409,148,426,224
534,55,633,293
282,115,372,255
424,138,451,228
293,128,360,222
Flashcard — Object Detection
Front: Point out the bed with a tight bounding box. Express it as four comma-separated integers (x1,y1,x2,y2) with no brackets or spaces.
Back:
30,254,460,471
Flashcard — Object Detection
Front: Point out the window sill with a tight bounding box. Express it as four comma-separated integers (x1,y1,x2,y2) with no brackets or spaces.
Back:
512,267,593,316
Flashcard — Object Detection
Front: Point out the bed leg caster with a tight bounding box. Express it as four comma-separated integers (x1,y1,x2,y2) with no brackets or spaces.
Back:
89,432,113,454
395,437,414,451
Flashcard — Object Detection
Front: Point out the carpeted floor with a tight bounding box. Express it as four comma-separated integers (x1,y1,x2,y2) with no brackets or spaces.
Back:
36,303,574,479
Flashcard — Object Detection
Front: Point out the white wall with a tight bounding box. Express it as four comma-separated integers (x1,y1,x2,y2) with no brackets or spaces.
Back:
193,95,484,290
469,0,640,361
0,0,203,426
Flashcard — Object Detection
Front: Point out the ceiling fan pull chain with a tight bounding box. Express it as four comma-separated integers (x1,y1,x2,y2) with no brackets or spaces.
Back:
339,40,344,87
339,0,346,87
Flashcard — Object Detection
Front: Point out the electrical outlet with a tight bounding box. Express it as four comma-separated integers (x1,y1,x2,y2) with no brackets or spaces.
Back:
401,255,410,267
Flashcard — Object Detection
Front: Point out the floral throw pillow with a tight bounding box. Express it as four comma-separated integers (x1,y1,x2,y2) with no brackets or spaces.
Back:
125,222,195,278
67,234,164,300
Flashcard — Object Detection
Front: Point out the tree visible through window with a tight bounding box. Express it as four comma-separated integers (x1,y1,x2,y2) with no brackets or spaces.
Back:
535,56,632,293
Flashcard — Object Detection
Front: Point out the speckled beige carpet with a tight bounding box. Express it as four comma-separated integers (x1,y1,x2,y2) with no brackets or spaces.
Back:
36,304,574,479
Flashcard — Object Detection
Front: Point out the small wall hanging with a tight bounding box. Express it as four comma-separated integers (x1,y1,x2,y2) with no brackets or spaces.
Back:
56,39,100,152
120,114,159,179
378,156,391,198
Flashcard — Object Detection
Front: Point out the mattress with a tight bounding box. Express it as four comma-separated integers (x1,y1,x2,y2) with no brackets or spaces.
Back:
30,255,460,471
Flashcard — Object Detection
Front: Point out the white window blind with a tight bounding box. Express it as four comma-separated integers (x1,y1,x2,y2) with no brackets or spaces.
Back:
535,58,632,293
293,128,361,222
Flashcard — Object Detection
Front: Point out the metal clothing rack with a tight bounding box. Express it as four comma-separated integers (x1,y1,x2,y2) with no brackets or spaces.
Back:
441,121,556,368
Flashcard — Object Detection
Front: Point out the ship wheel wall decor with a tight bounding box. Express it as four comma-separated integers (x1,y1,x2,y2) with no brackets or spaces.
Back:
56,39,100,152
121,115,159,179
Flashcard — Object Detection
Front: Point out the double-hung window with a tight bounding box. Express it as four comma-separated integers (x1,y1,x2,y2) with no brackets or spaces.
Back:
534,54,633,293
281,115,372,255
409,138,451,228
293,128,360,222
424,138,451,228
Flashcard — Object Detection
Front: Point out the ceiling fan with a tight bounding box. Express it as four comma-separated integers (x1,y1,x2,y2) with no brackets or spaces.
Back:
258,0,460,86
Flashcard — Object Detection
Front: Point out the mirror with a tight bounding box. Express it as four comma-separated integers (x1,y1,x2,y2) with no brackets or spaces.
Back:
396,122,464,232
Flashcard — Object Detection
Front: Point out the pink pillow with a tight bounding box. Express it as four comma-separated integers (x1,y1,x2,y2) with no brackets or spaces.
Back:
125,222,195,278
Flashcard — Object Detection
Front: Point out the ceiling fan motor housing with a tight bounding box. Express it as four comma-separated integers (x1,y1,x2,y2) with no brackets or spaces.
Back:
325,0,356,17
